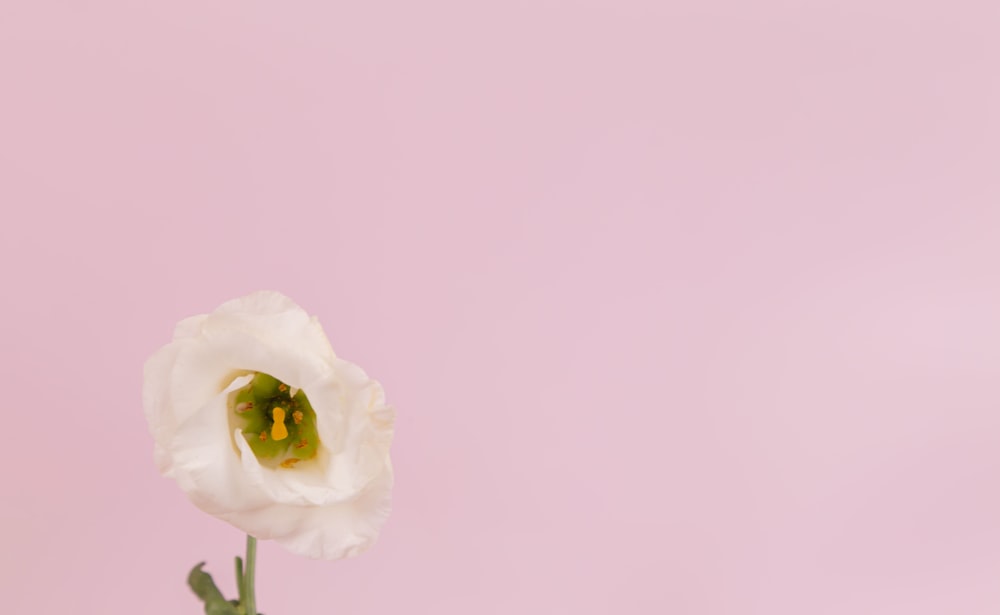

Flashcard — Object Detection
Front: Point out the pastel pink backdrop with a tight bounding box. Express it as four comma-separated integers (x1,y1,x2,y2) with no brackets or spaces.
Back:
1,1,998,613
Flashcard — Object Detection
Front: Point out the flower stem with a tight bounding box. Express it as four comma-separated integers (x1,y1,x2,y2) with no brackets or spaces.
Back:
244,535,258,615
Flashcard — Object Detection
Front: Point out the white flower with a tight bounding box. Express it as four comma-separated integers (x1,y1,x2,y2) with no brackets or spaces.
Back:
142,291,394,559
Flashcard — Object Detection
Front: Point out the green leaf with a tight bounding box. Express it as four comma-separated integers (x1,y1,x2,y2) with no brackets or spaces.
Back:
188,562,226,603
187,562,240,615
235,556,246,606
205,601,241,615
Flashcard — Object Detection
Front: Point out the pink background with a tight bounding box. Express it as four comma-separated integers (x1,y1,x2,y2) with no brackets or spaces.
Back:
1,1,999,613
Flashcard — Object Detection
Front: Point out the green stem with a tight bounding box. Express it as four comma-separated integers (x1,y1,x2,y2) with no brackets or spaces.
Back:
244,535,258,615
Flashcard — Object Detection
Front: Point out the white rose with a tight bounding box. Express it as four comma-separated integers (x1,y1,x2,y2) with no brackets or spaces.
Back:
142,291,394,559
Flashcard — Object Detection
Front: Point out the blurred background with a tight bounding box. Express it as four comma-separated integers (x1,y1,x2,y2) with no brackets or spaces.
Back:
1,1,998,613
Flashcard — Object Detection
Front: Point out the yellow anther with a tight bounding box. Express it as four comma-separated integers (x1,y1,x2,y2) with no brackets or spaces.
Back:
292,410,303,425
271,407,289,441
280,458,299,469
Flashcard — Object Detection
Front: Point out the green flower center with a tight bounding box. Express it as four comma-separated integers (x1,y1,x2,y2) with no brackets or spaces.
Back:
229,372,320,468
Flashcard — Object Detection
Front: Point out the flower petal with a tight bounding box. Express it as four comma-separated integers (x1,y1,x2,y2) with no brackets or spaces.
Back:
169,374,269,515
206,291,336,364
220,469,393,559
173,315,207,340
142,342,183,476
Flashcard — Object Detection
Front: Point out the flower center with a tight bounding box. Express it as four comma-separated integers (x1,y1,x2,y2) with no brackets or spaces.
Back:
229,372,320,468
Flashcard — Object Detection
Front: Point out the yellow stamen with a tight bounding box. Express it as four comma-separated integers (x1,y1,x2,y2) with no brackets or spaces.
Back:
271,407,289,441
292,410,303,425
280,458,299,468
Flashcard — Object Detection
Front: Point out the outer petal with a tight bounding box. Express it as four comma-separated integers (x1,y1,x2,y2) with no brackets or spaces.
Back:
206,291,337,365
173,315,207,340
220,469,394,559
142,342,184,476
169,374,270,514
